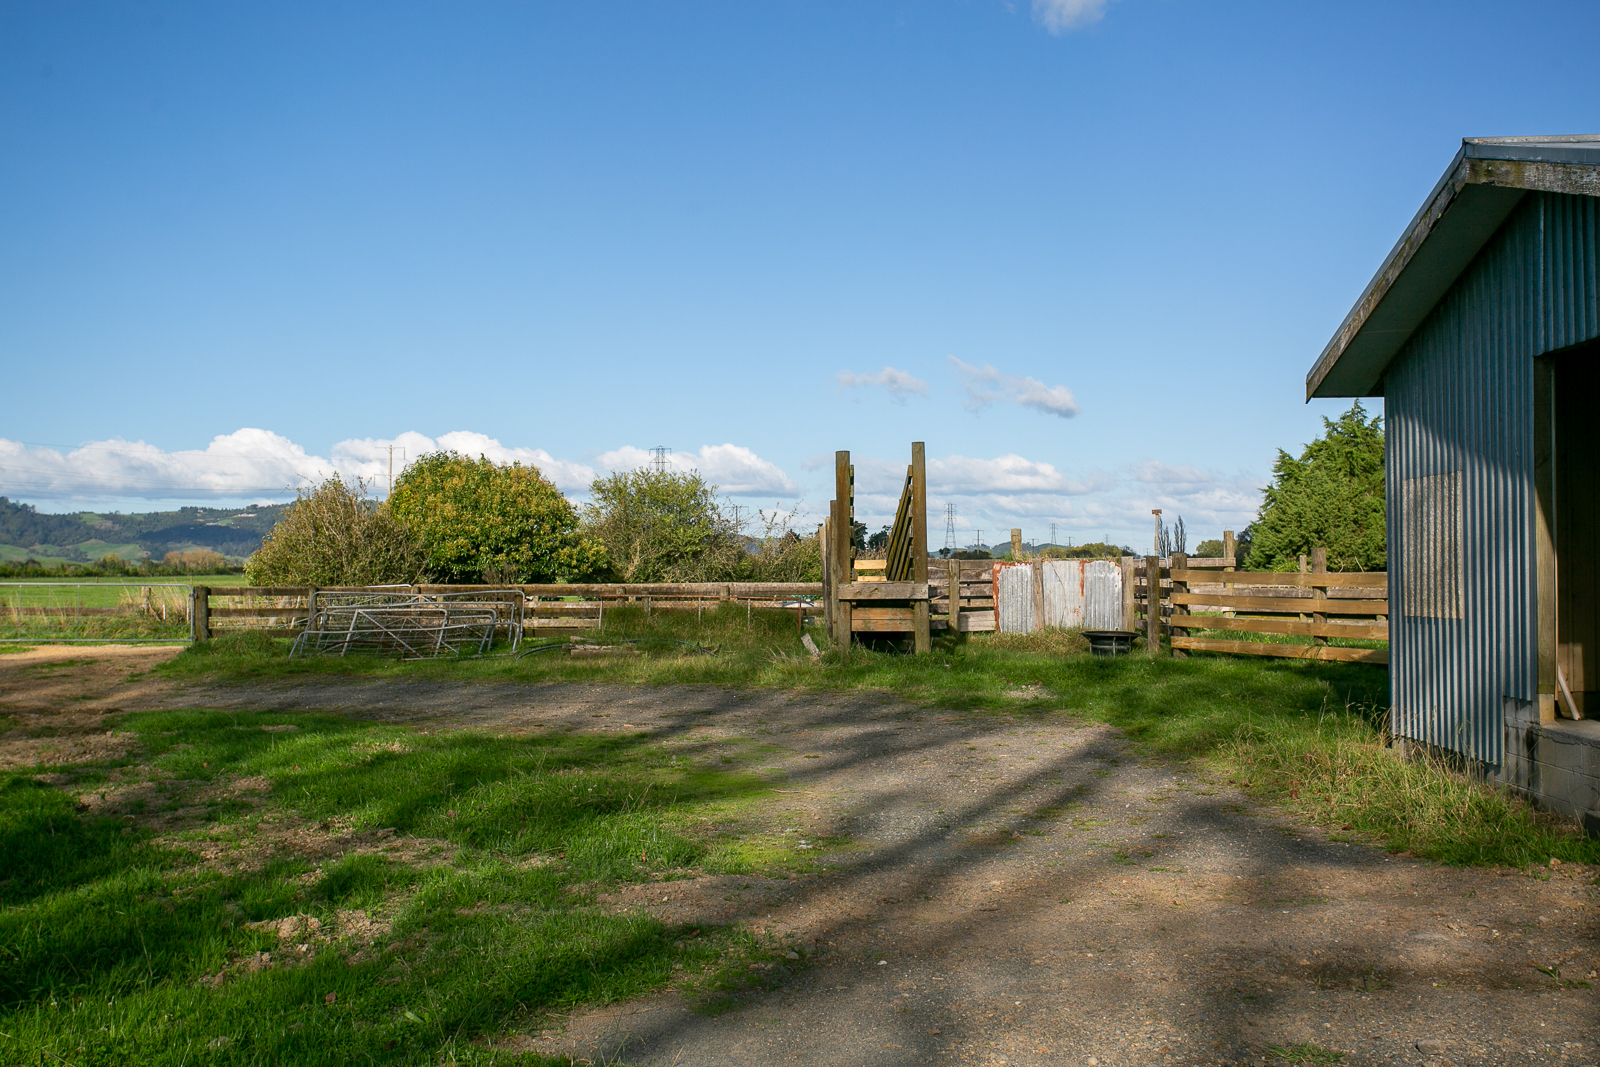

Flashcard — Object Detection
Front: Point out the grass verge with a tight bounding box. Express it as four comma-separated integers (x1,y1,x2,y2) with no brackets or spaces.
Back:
0,707,810,1065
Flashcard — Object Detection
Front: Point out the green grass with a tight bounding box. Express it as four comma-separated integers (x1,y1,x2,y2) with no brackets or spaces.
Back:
0,707,806,1065
1268,1043,1345,1064
1,580,194,642
158,603,1600,869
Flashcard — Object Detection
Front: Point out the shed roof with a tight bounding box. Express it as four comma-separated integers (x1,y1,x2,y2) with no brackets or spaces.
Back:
1306,136,1600,399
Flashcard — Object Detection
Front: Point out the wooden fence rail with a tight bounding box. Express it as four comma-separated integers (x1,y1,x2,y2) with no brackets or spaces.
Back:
191,583,825,641
1157,547,1389,665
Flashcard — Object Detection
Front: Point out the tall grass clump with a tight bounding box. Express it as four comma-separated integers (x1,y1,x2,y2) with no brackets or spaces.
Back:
1223,701,1599,867
244,476,427,587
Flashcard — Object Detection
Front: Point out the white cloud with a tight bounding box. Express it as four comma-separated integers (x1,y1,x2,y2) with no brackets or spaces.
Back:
836,449,1263,550
334,432,598,492
594,444,798,496
0,430,796,505
836,366,929,400
0,430,331,502
948,357,1079,418
1033,0,1112,34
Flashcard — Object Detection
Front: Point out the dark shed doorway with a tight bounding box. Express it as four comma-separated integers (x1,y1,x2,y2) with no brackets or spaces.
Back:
1548,341,1600,717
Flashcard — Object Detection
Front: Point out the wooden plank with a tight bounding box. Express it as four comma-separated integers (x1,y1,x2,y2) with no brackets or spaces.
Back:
853,559,888,570
851,617,921,632
912,441,930,653
1145,555,1161,655
1121,556,1137,630
1168,570,1388,589
1170,593,1387,615
839,582,929,600
1536,356,1557,716
850,605,916,620
957,611,996,632
1030,559,1045,633
1172,636,1388,665
207,586,315,598
511,582,823,597
1181,557,1238,568
1171,614,1388,640
1170,551,1189,658
527,618,599,629
1311,547,1328,646
193,585,210,641
208,607,311,619
948,559,961,629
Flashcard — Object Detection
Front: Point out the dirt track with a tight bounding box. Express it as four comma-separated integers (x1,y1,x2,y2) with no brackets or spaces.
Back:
2,646,1596,1067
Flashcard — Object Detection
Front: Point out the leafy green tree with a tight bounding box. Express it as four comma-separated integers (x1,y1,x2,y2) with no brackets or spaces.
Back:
1245,401,1385,572
1192,538,1225,558
245,477,427,586
581,468,744,582
388,452,605,583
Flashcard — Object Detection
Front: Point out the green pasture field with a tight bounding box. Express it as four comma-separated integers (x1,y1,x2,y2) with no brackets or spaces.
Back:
0,541,147,564
0,581,197,641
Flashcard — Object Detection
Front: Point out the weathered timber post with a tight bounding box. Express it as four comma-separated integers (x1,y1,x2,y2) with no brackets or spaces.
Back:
822,514,834,639
1121,556,1137,631
948,559,962,634
1222,530,1236,618
1311,546,1328,647
1170,552,1188,658
1144,556,1161,655
911,442,931,653
191,585,211,642
1010,528,1023,560
834,451,853,651
1297,553,1309,622
1030,558,1045,632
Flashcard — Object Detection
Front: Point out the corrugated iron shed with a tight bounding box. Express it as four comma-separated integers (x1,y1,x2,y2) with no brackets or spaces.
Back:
1309,137,1600,809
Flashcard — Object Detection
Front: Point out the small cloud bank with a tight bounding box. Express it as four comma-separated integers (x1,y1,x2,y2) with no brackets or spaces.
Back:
837,366,930,401
0,429,331,502
594,444,797,495
1033,0,1112,33
949,357,1079,418
842,448,1262,549
0,430,797,506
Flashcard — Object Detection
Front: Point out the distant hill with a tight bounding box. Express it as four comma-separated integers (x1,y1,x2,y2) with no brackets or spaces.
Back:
0,497,288,565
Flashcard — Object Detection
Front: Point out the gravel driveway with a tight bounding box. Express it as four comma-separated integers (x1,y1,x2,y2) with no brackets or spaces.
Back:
5,648,1596,1067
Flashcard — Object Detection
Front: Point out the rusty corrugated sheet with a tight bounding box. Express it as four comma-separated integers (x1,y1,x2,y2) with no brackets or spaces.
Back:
1385,191,1600,765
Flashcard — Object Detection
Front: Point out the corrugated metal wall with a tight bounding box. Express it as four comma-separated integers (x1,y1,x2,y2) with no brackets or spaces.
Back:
1385,192,1600,764
996,559,1124,632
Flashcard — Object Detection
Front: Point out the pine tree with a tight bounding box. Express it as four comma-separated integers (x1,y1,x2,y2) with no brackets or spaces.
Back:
1244,401,1385,572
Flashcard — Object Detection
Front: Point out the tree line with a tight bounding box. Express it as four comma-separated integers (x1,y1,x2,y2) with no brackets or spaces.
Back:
244,452,819,586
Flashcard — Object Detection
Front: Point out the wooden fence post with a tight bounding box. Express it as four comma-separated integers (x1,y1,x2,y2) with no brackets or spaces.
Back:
191,585,211,642
1222,530,1236,619
948,559,962,634
1011,528,1023,560
911,441,931,654
1031,559,1045,632
834,451,853,652
1144,556,1161,655
1170,552,1188,657
822,513,835,640
1311,546,1328,647
1121,556,1137,631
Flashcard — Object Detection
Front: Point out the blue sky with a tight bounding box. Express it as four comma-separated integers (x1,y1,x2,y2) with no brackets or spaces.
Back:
2,0,1597,549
